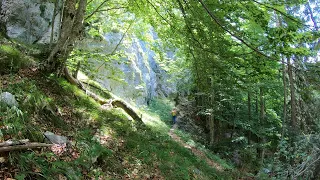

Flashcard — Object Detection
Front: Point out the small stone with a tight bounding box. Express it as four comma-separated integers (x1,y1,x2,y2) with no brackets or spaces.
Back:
0,157,6,163
0,92,18,107
193,168,201,174
44,131,68,144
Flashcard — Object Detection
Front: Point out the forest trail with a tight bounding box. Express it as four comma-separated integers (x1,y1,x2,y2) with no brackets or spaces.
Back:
168,124,224,172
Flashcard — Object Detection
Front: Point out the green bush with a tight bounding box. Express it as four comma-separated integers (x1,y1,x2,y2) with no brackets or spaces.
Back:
0,45,29,74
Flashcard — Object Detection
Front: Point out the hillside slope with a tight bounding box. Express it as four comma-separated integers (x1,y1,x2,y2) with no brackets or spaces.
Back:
0,55,234,179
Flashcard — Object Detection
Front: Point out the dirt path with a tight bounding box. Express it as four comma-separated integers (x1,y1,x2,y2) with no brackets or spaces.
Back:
168,124,224,172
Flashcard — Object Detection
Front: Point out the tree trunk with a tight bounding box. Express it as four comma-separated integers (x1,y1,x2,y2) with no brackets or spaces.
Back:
287,57,297,131
209,113,214,146
306,0,320,49
258,87,265,164
73,61,81,78
255,90,259,114
49,0,59,49
259,87,265,122
209,78,215,146
248,91,252,144
282,57,287,137
44,0,87,74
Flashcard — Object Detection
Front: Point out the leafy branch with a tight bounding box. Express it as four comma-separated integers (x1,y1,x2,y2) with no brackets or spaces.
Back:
197,0,275,61
85,0,110,20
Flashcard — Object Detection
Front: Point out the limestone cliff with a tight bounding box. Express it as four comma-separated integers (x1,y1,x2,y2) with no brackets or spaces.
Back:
0,0,176,106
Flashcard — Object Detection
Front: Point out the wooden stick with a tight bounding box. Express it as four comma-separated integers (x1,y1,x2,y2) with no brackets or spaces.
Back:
0,139,30,147
0,143,52,152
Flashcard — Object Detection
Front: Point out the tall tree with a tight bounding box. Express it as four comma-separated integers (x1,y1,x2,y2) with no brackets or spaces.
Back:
44,0,88,74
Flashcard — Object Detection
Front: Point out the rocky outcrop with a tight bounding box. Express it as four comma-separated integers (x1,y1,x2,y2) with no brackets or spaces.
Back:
80,31,176,106
0,0,61,44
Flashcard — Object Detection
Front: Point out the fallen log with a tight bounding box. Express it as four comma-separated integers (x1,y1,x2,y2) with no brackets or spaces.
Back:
112,100,142,121
80,80,112,99
64,67,142,122
0,143,52,152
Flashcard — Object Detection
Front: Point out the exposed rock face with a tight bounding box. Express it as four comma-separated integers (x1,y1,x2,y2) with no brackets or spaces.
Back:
0,0,61,44
81,31,176,106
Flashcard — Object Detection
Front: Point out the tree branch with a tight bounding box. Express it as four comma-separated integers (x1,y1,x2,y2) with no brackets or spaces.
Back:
197,0,274,61
85,0,110,20
94,7,127,13
0,143,52,152
0,139,29,147
87,0,95,5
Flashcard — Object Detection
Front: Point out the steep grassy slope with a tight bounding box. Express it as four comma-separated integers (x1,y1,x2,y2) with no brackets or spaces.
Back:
0,68,236,179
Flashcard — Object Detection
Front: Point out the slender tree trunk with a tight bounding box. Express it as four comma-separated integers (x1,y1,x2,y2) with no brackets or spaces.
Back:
49,0,59,49
258,87,265,164
306,1,318,30
248,91,252,121
259,87,265,121
231,104,236,139
209,113,214,146
209,78,215,146
282,57,287,137
215,117,221,142
255,90,259,114
287,57,297,131
248,91,252,144
306,0,320,49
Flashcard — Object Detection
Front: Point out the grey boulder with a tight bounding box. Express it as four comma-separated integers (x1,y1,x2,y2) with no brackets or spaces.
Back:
0,92,18,107
44,131,68,144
